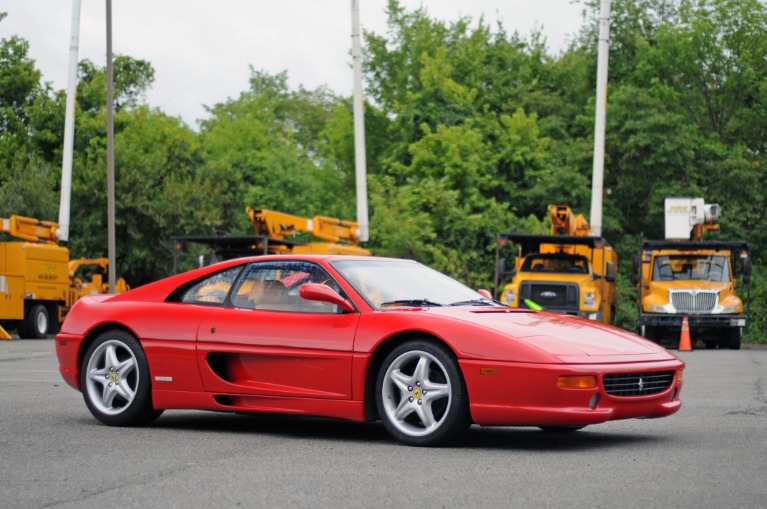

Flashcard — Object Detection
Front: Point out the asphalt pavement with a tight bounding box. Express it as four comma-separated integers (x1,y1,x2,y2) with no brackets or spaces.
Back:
1,339,765,508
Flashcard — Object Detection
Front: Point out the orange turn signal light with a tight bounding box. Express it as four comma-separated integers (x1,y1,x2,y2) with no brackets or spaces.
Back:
557,375,597,389
676,370,684,383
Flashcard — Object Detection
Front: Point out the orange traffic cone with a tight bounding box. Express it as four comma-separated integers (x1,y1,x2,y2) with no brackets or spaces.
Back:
679,316,692,351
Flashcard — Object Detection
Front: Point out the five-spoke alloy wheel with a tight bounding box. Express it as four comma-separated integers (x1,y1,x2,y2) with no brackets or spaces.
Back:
81,330,163,426
376,340,469,446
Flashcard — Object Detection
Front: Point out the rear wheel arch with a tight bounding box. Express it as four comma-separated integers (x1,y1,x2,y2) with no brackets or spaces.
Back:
76,323,142,382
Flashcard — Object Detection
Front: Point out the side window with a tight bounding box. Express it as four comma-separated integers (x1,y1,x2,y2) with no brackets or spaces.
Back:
179,266,243,305
232,261,344,313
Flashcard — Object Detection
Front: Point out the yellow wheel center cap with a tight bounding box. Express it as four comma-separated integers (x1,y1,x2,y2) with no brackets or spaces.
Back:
109,373,117,383
413,388,422,398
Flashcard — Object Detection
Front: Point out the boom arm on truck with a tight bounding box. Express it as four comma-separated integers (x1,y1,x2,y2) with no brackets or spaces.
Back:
171,207,370,273
1,215,60,245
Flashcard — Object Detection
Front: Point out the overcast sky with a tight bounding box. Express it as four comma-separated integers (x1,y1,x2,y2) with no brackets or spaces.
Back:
1,1,586,126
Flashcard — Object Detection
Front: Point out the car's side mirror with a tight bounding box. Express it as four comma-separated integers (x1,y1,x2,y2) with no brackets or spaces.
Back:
477,289,492,299
605,262,616,283
299,283,355,312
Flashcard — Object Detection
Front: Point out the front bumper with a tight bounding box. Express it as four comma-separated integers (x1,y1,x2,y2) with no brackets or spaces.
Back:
460,358,684,427
639,313,747,329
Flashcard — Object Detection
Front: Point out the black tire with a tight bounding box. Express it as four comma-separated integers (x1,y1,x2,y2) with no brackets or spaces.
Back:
80,330,163,426
23,304,49,339
375,340,470,446
727,328,742,350
538,425,587,433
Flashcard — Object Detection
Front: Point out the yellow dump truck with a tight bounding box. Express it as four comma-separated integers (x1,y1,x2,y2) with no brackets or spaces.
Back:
495,206,618,324
632,198,751,349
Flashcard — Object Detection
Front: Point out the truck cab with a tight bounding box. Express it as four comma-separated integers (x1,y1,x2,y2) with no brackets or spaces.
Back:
633,241,750,349
495,233,618,324
633,198,751,349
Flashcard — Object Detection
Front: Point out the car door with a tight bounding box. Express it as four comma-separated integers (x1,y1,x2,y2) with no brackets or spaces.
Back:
195,260,360,399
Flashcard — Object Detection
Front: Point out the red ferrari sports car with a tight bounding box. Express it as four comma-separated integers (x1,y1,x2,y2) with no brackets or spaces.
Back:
56,255,684,446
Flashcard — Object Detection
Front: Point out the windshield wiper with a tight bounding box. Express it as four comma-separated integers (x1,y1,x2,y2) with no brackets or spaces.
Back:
449,298,498,307
380,298,445,307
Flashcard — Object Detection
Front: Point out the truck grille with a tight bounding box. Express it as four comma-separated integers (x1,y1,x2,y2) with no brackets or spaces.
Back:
669,290,717,313
520,282,579,311
603,371,675,397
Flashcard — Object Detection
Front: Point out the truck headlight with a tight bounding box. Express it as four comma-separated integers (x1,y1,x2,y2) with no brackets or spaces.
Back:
716,304,740,314
583,292,597,309
647,304,669,313
502,290,516,306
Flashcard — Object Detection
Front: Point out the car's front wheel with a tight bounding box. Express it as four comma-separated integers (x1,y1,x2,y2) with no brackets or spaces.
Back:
81,330,163,426
376,340,470,446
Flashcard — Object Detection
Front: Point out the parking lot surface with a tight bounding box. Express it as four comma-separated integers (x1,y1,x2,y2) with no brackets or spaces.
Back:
1,339,765,508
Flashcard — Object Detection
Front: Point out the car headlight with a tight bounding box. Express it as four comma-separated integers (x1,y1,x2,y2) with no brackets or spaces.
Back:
583,292,597,309
502,289,516,306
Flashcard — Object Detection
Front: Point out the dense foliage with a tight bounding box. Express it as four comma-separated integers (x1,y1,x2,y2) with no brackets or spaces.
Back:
0,1,765,341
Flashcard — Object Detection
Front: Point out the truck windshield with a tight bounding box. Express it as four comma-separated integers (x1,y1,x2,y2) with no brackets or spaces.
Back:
652,255,730,282
519,254,589,274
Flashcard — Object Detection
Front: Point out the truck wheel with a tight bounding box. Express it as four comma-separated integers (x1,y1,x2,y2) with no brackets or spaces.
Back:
727,328,742,350
23,304,49,339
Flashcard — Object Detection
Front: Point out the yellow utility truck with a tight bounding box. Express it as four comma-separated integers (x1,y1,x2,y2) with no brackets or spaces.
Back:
0,215,69,339
632,198,751,349
1,216,128,339
171,207,370,272
68,257,130,300
495,205,618,324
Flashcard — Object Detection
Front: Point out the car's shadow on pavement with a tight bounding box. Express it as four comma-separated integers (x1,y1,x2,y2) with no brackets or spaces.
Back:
141,411,665,451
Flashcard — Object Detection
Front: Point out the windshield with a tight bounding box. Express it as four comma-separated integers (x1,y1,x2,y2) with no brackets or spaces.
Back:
332,259,493,309
519,254,589,274
652,255,730,282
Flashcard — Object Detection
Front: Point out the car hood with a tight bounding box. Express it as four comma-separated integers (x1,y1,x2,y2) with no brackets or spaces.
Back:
430,307,674,362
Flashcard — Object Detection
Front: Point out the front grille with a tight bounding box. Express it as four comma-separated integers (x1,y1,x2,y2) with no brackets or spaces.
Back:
603,371,675,397
670,290,717,313
520,282,579,310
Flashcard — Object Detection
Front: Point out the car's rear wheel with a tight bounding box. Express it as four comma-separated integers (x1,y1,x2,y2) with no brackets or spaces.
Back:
81,330,163,426
376,340,470,446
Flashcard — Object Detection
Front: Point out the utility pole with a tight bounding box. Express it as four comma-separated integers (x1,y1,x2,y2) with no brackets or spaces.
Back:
58,0,82,243
589,0,611,237
106,0,117,292
351,0,369,242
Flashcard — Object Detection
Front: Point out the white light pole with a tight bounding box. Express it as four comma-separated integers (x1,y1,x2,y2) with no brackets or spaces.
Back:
58,0,82,243
589,0,611,237
351,0,369,242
